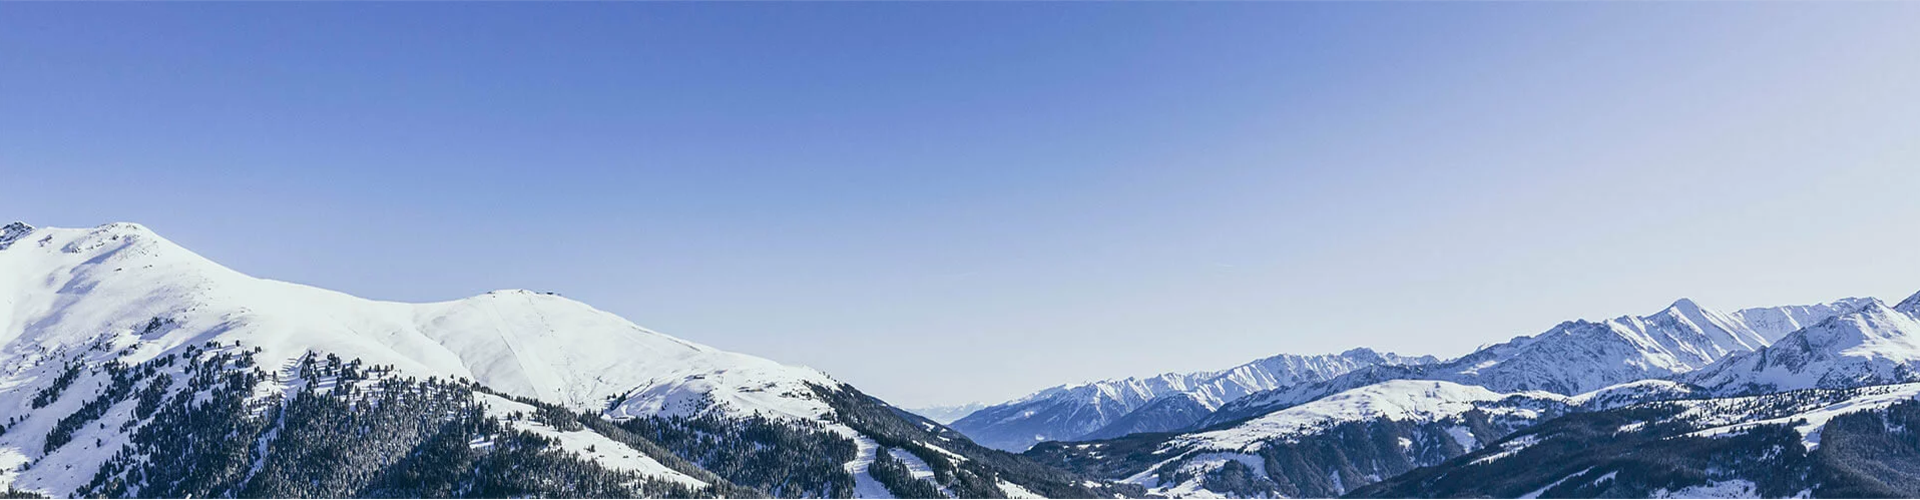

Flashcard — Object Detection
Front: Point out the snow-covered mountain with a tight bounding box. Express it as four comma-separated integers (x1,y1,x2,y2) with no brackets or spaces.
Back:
903,403,987,425
0,222,1121,499
1685,297,1920,396
1201,298,1868,428
980,296,1832,453
1436,298,1868,394
950,348,1435,451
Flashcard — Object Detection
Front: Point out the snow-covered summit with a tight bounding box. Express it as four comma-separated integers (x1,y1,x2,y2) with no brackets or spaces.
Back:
0,222,843,423
0,222,32,249
1199,297,1865,428
1686,297,1920,395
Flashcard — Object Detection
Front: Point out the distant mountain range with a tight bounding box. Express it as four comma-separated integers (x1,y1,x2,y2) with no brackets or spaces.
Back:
949,348,1437,451
1007,293,1920,497
950,296,1866,454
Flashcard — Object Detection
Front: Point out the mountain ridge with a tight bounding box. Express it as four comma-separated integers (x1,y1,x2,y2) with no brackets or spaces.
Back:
950,348,1436,451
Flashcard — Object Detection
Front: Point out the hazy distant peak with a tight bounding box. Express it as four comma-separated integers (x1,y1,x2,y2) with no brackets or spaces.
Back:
1895,290,1920,318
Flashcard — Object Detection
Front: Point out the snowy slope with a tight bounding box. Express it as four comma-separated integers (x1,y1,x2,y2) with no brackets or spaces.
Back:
1685,298,1920,395
0,222,863,495
0,222,843,422
951,348,1434,451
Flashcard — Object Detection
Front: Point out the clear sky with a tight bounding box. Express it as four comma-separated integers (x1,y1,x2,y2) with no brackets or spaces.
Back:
5,3,1920,408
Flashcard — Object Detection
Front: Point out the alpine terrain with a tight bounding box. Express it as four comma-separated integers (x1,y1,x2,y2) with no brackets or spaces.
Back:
0,222,1132,499
13,220,1920,499
1013,294,1920,498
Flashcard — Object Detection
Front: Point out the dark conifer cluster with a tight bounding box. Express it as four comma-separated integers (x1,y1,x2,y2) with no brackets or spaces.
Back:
29,360,84,409
61,344,717,498
866,446,945,499
616,410,857,498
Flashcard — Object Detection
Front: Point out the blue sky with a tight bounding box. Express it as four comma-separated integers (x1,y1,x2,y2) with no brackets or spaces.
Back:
5,3,1920,407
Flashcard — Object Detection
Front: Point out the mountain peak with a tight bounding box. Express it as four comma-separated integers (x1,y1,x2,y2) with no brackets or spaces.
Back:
0,221,33,249
1666,297,1704,314
0,221,838,421
1856,296,1895,315
1895,290,1920,318
65,221,160,240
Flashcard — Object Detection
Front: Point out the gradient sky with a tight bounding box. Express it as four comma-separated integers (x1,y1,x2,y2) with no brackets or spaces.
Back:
5,3,1920,407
